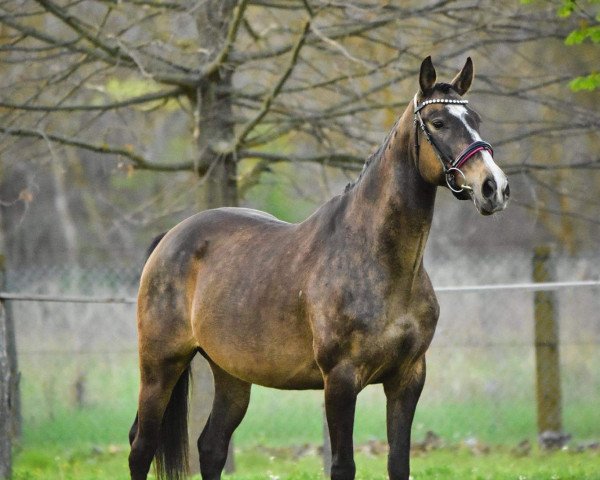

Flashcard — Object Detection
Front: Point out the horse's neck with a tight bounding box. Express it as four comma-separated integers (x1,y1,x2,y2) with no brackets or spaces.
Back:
344,109,437,281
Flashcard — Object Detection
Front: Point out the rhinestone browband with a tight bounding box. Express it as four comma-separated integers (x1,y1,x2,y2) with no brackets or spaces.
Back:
414,98,468,113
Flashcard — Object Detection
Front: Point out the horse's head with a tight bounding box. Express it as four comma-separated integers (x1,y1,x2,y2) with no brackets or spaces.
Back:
413,56,509,215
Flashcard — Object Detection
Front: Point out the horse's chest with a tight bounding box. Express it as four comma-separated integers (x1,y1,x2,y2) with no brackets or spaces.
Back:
312,289,439,380
359,309,434,364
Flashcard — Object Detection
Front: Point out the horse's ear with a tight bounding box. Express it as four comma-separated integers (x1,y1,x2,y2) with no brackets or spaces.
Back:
419,56,437,95
451,57,474,96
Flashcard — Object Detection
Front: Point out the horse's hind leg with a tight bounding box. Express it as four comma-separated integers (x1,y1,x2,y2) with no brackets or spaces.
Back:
128,351,193,480
128,413,138,446
198,361,251,480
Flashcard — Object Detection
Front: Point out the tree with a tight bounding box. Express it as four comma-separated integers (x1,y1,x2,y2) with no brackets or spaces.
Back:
1,1,599,259
0,3,591,175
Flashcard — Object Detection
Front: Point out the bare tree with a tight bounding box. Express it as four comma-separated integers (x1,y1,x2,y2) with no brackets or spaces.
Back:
1,1,599,256
0,3,593,175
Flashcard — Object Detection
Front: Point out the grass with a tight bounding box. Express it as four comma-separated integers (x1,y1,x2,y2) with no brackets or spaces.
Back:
18,346,600,447
13,348,600,478
20,384,600,450
13,442,600,479
13,385,600,480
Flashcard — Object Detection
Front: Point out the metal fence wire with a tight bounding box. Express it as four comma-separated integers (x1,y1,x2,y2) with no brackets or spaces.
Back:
4,248,600,452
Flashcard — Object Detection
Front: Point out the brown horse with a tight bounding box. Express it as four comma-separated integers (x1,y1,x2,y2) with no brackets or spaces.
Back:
128,56,509,480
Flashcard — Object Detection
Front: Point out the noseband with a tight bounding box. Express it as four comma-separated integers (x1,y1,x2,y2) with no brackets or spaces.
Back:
413,95,494,200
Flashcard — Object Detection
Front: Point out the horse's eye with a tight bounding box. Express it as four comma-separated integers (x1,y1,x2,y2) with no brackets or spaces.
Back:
431,120,444,129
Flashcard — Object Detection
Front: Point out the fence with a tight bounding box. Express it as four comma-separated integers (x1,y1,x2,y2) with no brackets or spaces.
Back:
1,248,599,474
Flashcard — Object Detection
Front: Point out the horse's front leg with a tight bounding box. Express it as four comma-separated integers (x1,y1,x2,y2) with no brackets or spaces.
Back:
324,362,359,480
383,357,426,480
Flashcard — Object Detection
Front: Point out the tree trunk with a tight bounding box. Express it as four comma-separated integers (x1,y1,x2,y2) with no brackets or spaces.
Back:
0,297,12,479
197,68,238,209
187,1,239,475
195,0,238,210
0,256,20,442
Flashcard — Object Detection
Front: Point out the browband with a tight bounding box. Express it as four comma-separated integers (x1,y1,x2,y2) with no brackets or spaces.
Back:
414,97,468,114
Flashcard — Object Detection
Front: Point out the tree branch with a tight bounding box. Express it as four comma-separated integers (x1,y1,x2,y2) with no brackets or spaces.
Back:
239,150,364,170
201,0,249,78
234,18,311,150
512,199,600,227
33,0,123,59
1,3,200,87
0,12,118,65
505,158,600,174
230,13,400,64
0,87,183,112
0,126,193,171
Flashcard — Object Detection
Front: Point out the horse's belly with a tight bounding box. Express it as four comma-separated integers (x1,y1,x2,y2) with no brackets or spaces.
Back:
201,342,324,390
194,308,323,389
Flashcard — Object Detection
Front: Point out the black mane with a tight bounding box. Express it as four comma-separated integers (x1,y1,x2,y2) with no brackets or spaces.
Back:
344,119,399,193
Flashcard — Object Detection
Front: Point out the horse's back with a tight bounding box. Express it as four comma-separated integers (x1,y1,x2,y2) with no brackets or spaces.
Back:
144,207,291,272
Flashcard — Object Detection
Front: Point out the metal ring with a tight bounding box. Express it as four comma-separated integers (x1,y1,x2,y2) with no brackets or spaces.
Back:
446,167,471,193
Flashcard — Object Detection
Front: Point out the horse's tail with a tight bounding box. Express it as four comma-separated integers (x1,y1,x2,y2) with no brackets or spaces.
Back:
142,231,192,480
145,232,167,263
154,364,192,480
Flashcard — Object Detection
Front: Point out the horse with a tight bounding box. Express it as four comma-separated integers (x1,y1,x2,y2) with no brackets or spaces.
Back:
128,56,510,480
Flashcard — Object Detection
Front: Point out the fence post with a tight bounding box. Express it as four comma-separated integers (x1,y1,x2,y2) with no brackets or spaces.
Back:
532,246,563,442
0,257,21,440
0,275,12,478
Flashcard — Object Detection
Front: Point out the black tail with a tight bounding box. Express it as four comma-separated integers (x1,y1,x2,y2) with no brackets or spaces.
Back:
145,232,167,263
144,231,190,480
155,365,192,480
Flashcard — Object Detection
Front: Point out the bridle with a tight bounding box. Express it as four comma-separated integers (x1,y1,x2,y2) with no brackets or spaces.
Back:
413,95,494,200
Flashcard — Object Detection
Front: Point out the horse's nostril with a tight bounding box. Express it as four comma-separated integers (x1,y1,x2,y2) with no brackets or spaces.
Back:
503,183,510,199
482,178,496,200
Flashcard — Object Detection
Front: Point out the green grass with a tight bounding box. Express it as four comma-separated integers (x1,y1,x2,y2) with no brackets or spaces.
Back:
22,407,135,447
226,448,600,480
13,348,600,478
13,443,600,479
14,445,130,480
236,384,600,447
13,388,600,480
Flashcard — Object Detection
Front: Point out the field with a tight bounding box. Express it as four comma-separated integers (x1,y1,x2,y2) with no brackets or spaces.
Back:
12,363,600,480
13,443,600,480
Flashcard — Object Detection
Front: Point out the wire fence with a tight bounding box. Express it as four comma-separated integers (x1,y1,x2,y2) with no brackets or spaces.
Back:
2,248,600,453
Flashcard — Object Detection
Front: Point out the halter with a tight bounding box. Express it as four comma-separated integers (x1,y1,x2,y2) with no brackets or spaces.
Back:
413,95,494,200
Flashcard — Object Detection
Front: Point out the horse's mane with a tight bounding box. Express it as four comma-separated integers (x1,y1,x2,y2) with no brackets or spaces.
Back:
344,119,399,193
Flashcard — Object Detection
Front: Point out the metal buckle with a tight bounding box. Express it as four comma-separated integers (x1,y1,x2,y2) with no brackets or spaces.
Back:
446,167,472,193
